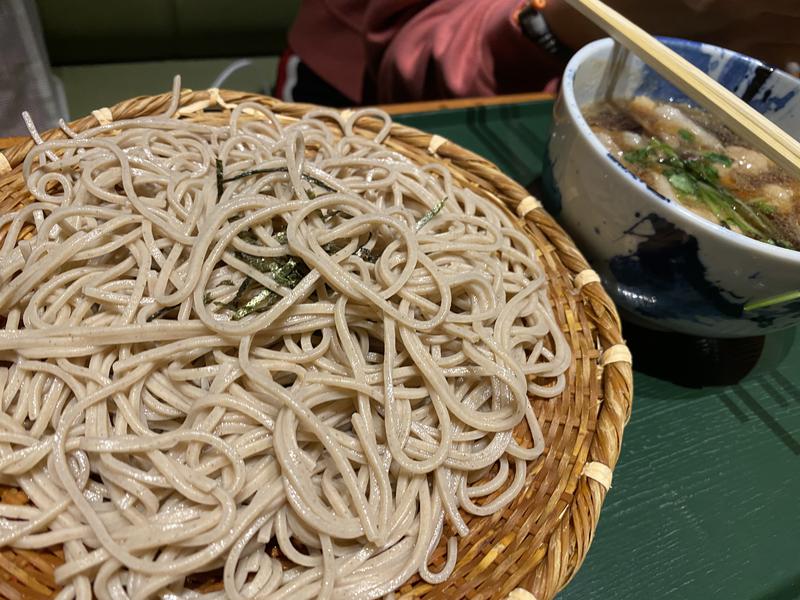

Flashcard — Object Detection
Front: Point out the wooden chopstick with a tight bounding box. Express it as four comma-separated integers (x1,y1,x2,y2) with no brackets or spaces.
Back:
563,0,800,177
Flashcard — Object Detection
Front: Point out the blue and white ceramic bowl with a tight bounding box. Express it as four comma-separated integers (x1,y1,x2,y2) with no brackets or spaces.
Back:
546,37,800,338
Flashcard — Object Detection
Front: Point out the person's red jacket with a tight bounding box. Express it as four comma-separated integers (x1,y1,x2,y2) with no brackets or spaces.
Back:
288,0,565,104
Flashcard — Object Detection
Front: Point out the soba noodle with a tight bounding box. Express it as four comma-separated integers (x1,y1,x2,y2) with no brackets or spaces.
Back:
0,88,570,599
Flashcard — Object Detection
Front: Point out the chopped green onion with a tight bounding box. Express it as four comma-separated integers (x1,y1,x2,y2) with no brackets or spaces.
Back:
623,147,650,165
744,290,800,312
667,172,696,195
623,135,788,248
704,152,733,168
750,200,777,216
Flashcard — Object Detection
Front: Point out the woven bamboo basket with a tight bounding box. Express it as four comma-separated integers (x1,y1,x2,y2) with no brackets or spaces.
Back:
0,88,633,600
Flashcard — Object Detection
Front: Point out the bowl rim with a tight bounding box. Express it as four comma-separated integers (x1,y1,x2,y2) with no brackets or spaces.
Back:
559,36,800,266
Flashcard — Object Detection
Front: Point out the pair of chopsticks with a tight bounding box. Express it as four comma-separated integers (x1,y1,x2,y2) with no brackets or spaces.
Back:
563,0,800,179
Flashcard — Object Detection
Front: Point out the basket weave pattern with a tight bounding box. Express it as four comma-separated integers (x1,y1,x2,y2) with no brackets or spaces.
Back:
0,89,633,600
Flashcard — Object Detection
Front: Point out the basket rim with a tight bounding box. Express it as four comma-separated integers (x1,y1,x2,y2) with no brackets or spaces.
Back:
0,87,633,600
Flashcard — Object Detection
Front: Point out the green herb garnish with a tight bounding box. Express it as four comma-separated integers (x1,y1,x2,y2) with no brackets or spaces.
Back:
750,200,777,216
321,242,340,256
693,179,777,243
236,227,285,246
238,230,260,244
323,209,352,223
222,277,257,308
416,197,447,232
216,276,269,319
355,245,377,263
623,148,648,165
233,252,272,273
354,235,377,263
231,288,277,320
235,252,309,287
623,137,787,247
270,256,309,288
704,152,733,168
215,159,224,200
686,157,722,184
745,290,800,312
678,129,696,143
147,305,178,322
218,253,310,320
222,167,336,193
624,138,681,168
667,172,696,195
231,255,308,320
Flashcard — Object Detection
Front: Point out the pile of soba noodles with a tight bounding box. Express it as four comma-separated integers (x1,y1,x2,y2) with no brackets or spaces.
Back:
0,86,570,599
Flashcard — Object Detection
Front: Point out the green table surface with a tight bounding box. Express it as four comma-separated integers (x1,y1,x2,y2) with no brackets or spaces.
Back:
396,102,800,600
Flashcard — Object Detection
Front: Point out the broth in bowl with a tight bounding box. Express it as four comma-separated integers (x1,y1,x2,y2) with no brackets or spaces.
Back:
548,37,800,336
584,96,800,250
